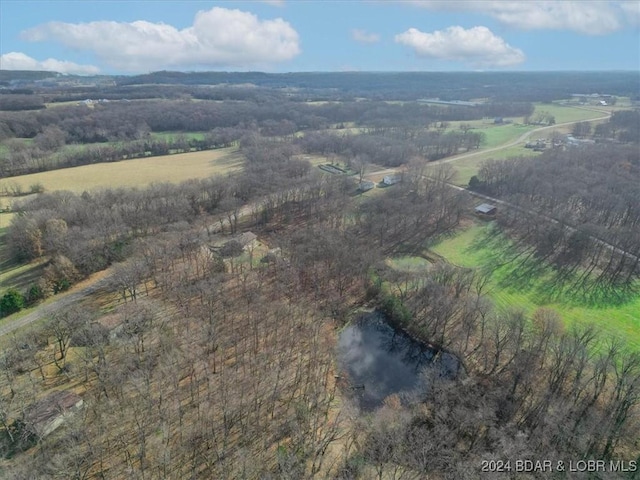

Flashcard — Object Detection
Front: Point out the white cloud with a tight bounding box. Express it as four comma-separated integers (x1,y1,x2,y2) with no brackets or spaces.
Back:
21,7,300,72
395,26,525,67
619,1,640,26
401,1,627,35
0,51,100,74
351,29,381,44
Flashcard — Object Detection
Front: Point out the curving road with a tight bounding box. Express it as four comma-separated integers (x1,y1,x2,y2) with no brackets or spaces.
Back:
0,273,114,338
429,106,611,167
363,106,638,261
0,106,620,338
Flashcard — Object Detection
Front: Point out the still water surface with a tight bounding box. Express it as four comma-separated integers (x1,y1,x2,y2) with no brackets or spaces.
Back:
338,312,458,410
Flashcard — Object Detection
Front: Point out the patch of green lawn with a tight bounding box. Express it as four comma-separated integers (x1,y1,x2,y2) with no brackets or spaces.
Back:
386,256,431,272
431,222,640,350
150,131,206,142
452,147,541,186
532,103,608,124
475,124,533,148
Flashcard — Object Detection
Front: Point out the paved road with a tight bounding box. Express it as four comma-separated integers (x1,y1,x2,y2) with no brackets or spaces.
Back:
445,182,639,263
364,106,638,262
428,107,611,167
0,272,114,338
0,107,620,337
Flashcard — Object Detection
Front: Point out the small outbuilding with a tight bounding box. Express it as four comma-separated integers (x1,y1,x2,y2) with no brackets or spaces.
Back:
23,391,84,438
358,180,375,192
381,174,402,186
475,203,497,217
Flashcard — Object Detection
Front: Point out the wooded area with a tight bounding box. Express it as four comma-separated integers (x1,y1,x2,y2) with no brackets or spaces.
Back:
471,142,640,301
0,70,638,479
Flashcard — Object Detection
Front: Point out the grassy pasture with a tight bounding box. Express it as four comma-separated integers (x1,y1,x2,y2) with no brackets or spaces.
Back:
431,222,640,350
532,103,609,124
0,147,243,193
150,131,206,142
386,256,431,272
473,123,532,148
450,146,541,186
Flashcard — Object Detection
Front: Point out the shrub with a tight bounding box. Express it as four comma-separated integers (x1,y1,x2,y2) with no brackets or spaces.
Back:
0,288,25,317
29,183,45,194
25,283,44,306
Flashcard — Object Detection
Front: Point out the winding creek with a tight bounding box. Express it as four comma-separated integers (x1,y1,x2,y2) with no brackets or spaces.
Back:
337,311,460,411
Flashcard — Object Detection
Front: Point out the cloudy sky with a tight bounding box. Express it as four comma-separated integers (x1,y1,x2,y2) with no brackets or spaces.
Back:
1,1,639,75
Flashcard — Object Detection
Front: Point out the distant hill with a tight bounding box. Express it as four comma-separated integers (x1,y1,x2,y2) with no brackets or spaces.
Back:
115,70,640,101
0,69,638,102
0,70,58,84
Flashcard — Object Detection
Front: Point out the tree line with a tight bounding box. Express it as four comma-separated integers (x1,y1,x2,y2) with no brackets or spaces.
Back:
471,144,640,299
1,162,638,478
0,97,527,177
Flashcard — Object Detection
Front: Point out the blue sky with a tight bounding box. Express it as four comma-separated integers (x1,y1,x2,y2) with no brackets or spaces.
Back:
1,1,639,74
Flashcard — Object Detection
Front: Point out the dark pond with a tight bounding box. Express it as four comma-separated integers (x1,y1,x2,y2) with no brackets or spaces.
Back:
337,311,459,411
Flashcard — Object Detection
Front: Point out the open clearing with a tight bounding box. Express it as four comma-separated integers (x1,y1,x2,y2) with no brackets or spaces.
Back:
431,222,640,350
0,224,47,301
441,104,613,186
451,145,541,185
0,147,243,193
532,103,609,124
386,255,431,272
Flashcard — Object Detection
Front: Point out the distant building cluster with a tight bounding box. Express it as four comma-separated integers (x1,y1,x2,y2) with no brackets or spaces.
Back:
568,93,614,106
417,98,480,107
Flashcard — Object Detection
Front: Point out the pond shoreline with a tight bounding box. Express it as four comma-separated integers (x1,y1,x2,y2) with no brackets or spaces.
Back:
337,310,463,410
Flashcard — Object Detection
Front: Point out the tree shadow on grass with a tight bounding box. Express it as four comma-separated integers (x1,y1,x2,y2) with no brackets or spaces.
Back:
466,225,639,309
534,274,638,308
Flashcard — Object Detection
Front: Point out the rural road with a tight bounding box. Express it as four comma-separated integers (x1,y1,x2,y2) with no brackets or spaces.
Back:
363,106,638,261
0,106,619,337
428,106,611,167
445,182,639,263
0,273,114,338
365,107,611,177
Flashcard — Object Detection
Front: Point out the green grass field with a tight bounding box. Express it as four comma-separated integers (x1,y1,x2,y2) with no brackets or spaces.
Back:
0,147,243,193
451,146,541,186
532,103,609,124
150,131,206,142
431,222,640,350
386,256,431,272
475,123,533,148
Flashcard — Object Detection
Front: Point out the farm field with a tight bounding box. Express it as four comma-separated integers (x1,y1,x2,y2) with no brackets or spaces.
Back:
451,145,540,185
531,103,609,123
442,104,613,186
431,222,640,350
0,147,243,193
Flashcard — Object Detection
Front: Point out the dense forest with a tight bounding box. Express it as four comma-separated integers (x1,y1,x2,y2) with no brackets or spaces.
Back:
470,143,640,300
0,70,639,478
0,95,533,177
2,163,639,478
